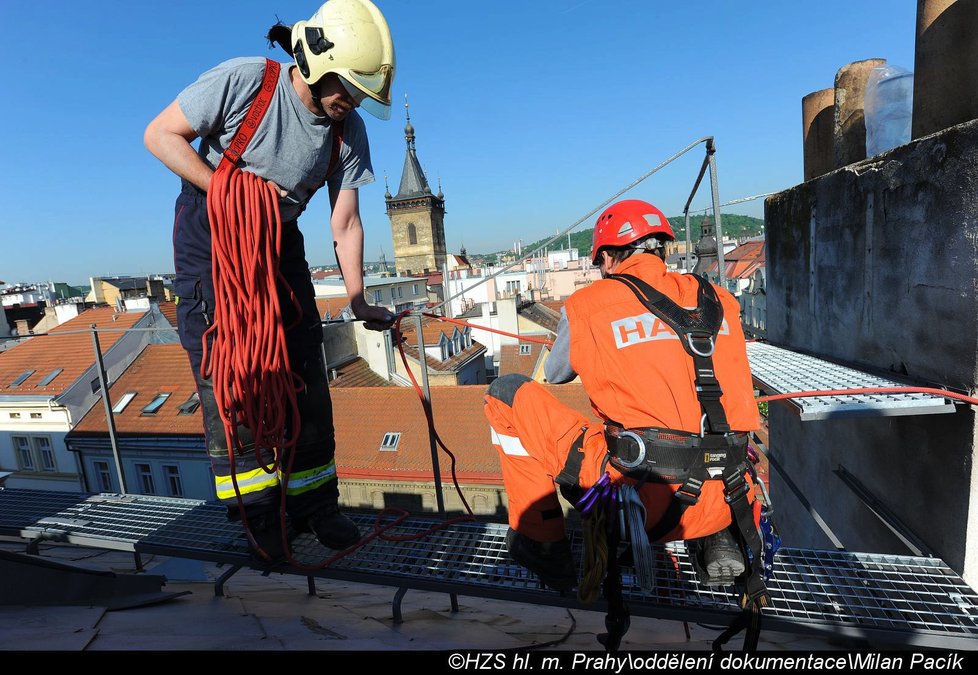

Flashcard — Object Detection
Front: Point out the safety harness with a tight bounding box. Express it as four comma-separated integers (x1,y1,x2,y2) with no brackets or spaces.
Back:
613,271,770,650
557,270,771,652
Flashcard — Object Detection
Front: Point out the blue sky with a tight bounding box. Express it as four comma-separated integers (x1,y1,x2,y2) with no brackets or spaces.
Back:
0,1,917,286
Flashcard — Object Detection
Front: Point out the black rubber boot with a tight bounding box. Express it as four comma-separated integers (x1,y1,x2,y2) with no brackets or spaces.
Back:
245,511,291,564
296,504,361,550
691,527,745,586
505,528,577,591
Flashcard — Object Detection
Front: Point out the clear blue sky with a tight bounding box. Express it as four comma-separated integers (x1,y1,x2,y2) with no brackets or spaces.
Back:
0,1,917,286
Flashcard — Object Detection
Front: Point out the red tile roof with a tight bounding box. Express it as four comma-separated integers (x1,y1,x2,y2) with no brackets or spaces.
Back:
707,240,765,279
498,343,545,379
71,344,202,435
158,301,178,327
399,316,462,344
328,357,394,387
315,297,350,320
0,307,146,395
332,383,597,484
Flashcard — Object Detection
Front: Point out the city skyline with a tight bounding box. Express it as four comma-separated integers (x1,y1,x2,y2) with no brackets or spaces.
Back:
1,1,916,284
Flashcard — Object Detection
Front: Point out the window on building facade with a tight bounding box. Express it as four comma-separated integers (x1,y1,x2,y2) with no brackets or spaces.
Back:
163,465,184,497
37,368,63,387
519,344,532,355
398,286,403,298
30,412,42,419
136,463,155,494
34,437,56,472
391,288,397,301
408,223,417,245
373,289,382,303
11,370,35,386
112,392,137,414
380,432,401,451
93,460,112,492
8,412,20,419
141,393,171,415
13,436,34,471
412,283,419,295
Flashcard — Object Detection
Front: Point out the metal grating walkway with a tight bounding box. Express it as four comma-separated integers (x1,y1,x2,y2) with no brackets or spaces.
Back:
746,342,955,420
2,488,977,648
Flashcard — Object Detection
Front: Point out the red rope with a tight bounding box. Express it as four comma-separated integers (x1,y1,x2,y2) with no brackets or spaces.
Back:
204,167,470,568
420,312,555,347
204,166,304,564
757,386,978,406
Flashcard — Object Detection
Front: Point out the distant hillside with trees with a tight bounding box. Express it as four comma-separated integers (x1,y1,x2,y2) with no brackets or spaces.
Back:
507,214,764,260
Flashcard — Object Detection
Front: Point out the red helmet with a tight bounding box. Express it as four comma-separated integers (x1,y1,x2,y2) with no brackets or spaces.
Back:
591,199,675,264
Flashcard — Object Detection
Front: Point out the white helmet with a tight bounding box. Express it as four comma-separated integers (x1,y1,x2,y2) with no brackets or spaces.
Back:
286,0,395,120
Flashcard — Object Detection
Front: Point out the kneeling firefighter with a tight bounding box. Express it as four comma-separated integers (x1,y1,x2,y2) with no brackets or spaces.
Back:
485,199,771,649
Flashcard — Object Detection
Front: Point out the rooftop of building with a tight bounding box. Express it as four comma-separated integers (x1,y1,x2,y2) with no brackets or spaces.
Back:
314,275,423,289
70,344,201,436
328,357,394,388
498,342,547,379
0,307,147,397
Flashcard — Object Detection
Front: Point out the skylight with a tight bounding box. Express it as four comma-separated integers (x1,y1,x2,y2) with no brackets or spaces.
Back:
519,344,532,355
141,393,171,415
10,370,35,386
112,392,137,414
380,432,401,451
37,368,64,387
177,393,200,415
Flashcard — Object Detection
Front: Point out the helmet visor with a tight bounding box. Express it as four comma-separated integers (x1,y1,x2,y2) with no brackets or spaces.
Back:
341,65,393,120
339,76,390,121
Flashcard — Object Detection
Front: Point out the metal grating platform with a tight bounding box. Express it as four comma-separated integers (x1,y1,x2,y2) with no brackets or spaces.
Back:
2,488,977,648
746,342,955,420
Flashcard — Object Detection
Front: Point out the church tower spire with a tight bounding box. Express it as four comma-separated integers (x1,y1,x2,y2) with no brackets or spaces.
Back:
386,95,447,276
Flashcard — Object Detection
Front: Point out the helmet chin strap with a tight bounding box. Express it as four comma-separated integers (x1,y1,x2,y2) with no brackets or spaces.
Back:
308,80,328,116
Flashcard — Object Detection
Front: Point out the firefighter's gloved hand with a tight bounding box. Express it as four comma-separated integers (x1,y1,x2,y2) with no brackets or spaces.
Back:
352,299,395,331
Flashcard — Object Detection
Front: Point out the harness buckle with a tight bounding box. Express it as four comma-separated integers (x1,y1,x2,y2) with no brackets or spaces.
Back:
611,430,647,470
676,477,703,505
686,332,716,357
723,471,751,504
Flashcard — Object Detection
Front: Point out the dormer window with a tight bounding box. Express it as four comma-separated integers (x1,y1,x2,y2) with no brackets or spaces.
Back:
380,432,401,451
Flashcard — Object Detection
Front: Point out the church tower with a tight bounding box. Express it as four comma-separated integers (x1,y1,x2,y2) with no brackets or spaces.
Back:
386,99,447,275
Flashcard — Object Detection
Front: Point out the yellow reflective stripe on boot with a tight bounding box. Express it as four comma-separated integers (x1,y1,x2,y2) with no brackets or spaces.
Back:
281,461,337,496
214,467,280,500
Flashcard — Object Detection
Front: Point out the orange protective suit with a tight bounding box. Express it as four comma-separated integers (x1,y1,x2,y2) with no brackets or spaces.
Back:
485,254,760,543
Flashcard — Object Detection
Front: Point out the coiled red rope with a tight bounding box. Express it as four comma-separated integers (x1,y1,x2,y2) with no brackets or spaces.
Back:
204,166,304,563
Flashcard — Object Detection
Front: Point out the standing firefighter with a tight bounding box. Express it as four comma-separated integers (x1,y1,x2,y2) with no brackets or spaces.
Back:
144,0,396,561
486,199,767,612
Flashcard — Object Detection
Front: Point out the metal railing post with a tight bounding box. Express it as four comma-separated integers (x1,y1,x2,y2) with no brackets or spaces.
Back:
91,325,127,494
415,314,446,515
707,139,726,288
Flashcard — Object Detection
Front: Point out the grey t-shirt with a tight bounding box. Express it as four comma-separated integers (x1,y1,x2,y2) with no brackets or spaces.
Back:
177,57,374,222
544,308,577,384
